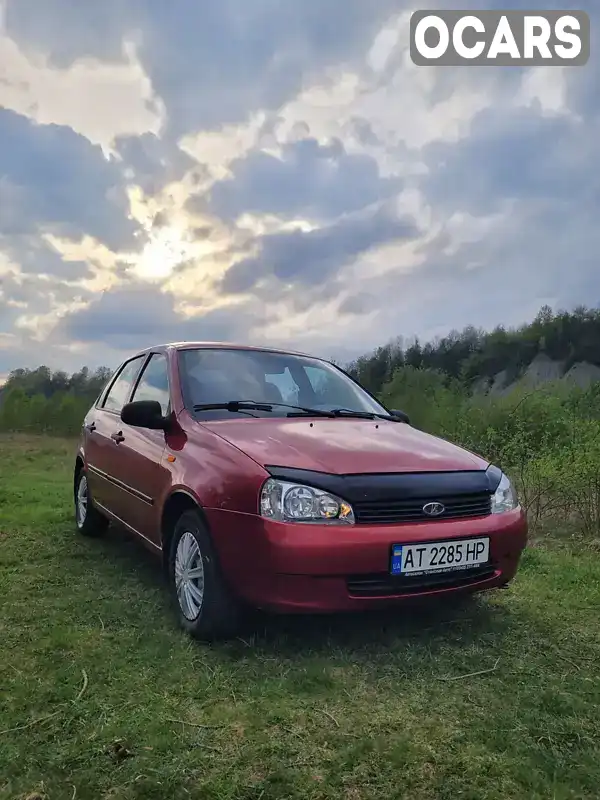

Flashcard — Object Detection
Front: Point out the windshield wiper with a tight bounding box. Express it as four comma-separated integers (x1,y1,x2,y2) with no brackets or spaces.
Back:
192,400,335,418
192,401,403,421
260,402,397,420
329,408,403,422
193,400,274,412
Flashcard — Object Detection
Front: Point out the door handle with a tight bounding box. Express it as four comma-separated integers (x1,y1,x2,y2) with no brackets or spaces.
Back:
111,431,125,444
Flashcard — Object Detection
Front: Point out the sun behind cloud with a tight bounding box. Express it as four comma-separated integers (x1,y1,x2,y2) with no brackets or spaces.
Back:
135,224,194,280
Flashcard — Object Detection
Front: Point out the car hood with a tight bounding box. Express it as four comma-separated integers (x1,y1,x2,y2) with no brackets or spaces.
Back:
200,417,488,474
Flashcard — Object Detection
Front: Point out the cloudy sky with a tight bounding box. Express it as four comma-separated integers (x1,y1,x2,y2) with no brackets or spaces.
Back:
0,0,598,379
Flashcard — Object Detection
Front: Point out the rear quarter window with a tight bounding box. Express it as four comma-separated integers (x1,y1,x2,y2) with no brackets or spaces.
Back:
102,356,146,413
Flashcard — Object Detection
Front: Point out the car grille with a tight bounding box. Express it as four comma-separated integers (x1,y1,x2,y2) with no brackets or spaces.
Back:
354,492,492,525
346,565,497,597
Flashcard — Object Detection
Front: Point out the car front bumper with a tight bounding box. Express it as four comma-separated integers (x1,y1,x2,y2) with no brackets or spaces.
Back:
205,506,528,613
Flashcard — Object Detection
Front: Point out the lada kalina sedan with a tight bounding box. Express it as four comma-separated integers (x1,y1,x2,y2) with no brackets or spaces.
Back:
74,343,527,640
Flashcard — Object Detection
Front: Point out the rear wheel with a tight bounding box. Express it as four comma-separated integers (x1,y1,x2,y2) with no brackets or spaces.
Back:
168,509,241,641
74,468,108,537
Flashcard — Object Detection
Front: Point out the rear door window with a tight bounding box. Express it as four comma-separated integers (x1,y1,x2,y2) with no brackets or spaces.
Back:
130,353,170,415
102,356,146,414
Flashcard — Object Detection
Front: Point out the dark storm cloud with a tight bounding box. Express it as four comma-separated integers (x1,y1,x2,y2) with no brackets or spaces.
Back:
219,205,419,294
344,118,381,148
4,0,401,136
202,136,402,222
0,108,139,251
390,65,600,333
421,197,600,313
2,0,130,66
57,284,262,350
0,236,94,281
0,271,98,376
114,132,197,196
338,292,377,316
422,107,595,216
562,10,600,119
0,296,19,334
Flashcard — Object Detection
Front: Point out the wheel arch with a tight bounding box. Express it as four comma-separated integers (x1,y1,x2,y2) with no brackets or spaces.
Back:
160,489,209,574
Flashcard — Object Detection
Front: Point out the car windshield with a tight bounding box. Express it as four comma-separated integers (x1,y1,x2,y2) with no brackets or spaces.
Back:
178,348,389,419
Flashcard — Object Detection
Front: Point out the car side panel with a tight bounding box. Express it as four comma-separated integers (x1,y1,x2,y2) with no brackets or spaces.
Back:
107,425,169,546
162,417,268,510
152,414,268,552
83,408,123,511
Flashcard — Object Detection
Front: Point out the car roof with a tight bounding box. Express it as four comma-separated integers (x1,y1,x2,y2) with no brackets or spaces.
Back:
133,341,320,360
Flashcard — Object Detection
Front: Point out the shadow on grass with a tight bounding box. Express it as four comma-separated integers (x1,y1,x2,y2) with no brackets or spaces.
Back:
79,521,523,666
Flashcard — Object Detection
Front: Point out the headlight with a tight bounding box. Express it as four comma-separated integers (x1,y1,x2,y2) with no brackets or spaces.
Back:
491,472,519,514
260,478,355,524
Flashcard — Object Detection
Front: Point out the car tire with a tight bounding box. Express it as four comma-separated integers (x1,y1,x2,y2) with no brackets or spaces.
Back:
168,509,241,641
74,468,109,537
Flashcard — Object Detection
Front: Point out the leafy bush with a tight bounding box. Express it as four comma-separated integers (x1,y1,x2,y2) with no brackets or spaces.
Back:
0,386,93,437
380,366,464,434
0,364,109,437
383,368,600,540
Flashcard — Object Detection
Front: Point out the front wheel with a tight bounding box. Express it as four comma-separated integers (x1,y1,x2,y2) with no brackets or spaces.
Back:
168,510,241,641
74,468,108,537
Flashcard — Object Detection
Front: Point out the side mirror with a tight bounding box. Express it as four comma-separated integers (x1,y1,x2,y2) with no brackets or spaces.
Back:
390,408,410,424
121,400,170,431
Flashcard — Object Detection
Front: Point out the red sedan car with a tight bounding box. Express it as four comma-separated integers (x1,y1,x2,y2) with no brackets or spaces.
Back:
74,342,527,640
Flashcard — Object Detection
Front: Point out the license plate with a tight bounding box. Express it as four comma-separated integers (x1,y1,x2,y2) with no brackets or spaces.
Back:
390,537,489,576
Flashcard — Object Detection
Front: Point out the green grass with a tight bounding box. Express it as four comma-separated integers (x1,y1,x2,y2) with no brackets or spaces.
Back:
1,434,599,800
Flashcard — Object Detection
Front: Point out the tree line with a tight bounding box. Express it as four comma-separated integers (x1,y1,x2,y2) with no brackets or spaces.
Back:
0,366,112,437
347,304,600,395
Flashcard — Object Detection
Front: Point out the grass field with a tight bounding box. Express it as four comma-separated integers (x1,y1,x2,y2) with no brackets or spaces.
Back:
1,434,599,800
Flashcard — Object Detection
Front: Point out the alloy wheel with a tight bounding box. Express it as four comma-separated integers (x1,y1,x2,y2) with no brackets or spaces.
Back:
174,531,205,620
76,474,88,529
